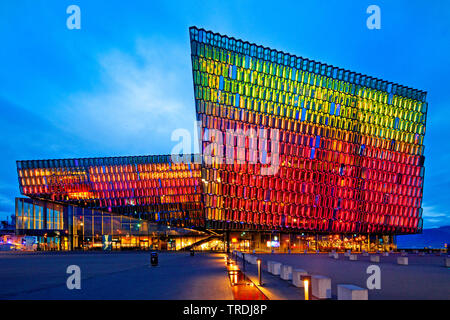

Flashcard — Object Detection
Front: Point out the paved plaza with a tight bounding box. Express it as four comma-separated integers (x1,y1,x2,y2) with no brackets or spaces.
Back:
0,251,233,300
237,252,450,300
0,251,448,300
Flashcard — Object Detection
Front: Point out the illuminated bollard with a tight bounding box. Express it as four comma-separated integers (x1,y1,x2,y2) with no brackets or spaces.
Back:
292,269,308,287
349,254,357,261
370,255,380,263
311,275,331,299
257,259,262,285
300,275,312,300
332,253,339,259
337,284,368,300
397,257,408,265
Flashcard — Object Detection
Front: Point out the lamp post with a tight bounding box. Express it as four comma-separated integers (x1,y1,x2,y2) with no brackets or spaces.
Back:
257,258,262,285
301,275,312,300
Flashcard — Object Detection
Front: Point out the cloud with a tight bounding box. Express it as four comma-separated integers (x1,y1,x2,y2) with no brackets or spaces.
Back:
421,204,449,228
0,193,14,217
53,37,196,156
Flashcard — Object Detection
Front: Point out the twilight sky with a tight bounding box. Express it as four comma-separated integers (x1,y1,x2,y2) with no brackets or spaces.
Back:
0,0,449,228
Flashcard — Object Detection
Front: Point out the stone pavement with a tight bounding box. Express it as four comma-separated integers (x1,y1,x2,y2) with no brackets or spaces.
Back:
0,251,233,300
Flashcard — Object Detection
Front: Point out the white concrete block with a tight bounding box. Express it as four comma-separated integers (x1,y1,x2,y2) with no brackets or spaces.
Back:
397,257,408,265
445,257,450,268
280,265,293,280
337,284,368,300
267,261,274,273
349,254,357,261
271,262,281,275
333,253,339,259
292,269,308,287
311,275,332,299
370,255,380,263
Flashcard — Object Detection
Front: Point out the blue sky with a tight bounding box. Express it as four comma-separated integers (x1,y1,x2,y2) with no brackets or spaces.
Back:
0,0,449,228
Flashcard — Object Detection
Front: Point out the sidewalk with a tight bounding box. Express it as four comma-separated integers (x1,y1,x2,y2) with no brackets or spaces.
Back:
232,254,305,300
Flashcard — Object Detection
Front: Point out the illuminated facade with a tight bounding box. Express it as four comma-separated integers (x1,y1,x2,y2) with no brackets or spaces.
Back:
17,154,204,228
15,197,207,251
15,27,428,250
190,27,427,234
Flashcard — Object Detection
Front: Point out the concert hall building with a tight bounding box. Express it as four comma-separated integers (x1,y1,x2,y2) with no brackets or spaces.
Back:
14,27,428,252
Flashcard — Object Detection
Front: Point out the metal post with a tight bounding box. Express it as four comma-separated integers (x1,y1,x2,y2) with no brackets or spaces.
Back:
257,258,262,285
226,230,230,254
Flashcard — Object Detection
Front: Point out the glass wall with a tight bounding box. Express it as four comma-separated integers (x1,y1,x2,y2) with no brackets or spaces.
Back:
189,26,427,235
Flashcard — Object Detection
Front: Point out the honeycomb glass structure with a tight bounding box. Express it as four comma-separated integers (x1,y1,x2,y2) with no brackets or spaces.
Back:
17,154,204,228
190,27,427,234
15,27,427,236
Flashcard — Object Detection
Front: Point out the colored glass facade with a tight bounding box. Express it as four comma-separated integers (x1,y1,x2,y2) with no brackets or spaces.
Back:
15,197,208,251
190,27,427,234
17,154,204,228
15,27,427,236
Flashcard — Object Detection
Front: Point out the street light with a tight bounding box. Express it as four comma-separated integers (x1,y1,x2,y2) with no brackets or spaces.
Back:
301,275,312,300
257,258,262,285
